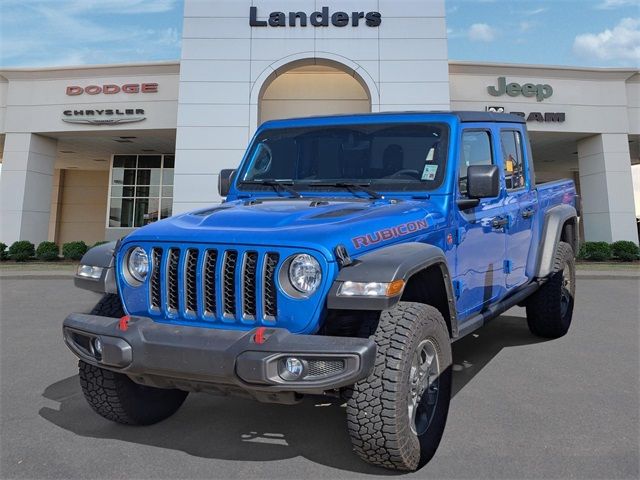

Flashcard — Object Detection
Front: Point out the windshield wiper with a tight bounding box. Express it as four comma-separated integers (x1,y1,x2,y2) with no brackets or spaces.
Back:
308,182,383,200
239,180,302,198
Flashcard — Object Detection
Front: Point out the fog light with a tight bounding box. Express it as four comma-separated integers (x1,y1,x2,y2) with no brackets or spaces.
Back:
93,337,103,355
285,357,304,379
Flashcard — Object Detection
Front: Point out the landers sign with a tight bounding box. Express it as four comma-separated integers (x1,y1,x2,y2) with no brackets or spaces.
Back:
62,108,146,125
249,6,382,27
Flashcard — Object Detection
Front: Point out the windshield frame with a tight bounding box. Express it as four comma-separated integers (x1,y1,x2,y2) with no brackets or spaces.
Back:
235,122,451,195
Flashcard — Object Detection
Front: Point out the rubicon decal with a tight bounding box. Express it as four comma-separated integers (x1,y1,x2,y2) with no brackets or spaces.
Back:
62,108,146,125
352,220,429,249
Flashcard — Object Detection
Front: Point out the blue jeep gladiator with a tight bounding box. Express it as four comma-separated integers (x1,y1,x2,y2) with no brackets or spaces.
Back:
64,111,578,471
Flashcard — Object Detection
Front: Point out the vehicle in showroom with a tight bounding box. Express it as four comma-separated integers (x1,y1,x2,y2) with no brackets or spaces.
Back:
64,111,578,471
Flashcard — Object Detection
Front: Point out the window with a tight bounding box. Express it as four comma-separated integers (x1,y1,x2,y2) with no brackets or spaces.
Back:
459,130,493,195
237,123,450,192
500,130,525,190
108,154,174,228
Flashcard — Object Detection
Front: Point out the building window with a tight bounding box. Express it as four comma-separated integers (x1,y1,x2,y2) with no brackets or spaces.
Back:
108,154,174,228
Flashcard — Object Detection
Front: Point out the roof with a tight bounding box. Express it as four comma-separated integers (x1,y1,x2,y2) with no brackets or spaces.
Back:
260,111,526,128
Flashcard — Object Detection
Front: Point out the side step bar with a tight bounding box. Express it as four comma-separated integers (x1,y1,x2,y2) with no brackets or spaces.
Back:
454,281,542,341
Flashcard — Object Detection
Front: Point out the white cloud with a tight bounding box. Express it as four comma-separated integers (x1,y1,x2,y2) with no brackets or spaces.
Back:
596,0,638,9
468,23,496,42
573,17,640,64
525,7,548,15
0,0,181,67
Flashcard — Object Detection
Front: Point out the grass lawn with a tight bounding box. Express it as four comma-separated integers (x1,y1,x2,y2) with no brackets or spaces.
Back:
0,261,79,272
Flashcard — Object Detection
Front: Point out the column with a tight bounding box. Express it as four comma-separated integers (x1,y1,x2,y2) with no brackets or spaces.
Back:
578,134,638,243
0,133,57,245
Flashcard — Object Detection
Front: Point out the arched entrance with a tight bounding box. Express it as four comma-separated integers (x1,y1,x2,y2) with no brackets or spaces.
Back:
258,59,372,125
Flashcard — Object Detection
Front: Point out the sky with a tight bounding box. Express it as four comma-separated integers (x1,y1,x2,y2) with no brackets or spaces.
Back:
0,0,638,69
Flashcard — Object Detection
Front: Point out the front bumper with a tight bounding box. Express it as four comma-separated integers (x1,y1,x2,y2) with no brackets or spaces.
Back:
63,313,376,399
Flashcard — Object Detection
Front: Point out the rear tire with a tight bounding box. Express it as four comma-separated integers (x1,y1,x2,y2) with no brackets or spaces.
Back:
346,302,452,471
526,241,575,338
79,361,188,425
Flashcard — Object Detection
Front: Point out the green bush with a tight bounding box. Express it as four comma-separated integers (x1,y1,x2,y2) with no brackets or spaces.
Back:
8,240,35,262
62,241,88,261
578,241,612,262
611,240,640,262
36,241,60,261
0,242,7,261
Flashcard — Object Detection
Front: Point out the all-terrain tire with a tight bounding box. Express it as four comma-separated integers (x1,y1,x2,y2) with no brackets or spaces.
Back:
346,302,452,471
90,293,125,318
526,241,575,338
79,361,188,425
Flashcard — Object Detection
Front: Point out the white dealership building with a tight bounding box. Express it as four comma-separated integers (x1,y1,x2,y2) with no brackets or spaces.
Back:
1,0,638,246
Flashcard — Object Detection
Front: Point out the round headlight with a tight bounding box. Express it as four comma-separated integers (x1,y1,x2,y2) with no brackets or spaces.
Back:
127,247,149,283
288,254,322,295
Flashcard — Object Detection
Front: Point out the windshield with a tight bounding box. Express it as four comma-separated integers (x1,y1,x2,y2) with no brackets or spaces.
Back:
238,123,449,192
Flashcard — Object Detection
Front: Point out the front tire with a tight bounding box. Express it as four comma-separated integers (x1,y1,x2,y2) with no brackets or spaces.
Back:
526,241,576,338
81,293,188,425
346,302,452,471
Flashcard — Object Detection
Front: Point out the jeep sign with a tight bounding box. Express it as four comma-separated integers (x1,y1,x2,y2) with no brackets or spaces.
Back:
488,77,553,102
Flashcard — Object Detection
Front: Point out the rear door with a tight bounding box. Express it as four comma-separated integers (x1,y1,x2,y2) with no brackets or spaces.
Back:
454,127,507,318
500,127,536,289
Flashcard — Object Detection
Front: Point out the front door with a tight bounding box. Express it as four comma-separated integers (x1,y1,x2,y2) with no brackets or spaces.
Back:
454,128,507,318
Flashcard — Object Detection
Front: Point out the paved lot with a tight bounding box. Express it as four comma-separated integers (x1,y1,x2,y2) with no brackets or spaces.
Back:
1,274,638,479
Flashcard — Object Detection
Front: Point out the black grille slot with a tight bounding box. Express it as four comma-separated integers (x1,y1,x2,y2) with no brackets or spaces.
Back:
150,248,162,310
185,249,199,314
242,252,258,318
263,253,279,319
167,248,180,312
203,250,218,316
222,251,238,317
305,359,345,379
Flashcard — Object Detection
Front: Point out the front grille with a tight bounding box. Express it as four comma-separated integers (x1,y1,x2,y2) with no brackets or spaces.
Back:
222,251,238,317
263,253,279,319
242,252,258,319
185,249,199,314
167,248,180,312
147,247,281,325
150,248,162,310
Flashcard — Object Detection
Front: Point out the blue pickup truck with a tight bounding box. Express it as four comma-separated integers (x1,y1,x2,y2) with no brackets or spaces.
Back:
64,111,578,471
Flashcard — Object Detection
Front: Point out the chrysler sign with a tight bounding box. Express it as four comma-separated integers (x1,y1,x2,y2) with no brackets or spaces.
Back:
62,108,146,125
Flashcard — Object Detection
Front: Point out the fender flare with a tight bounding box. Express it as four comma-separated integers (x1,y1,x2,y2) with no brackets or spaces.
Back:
74,241,118,294
535,204,578,278
327,243,458,335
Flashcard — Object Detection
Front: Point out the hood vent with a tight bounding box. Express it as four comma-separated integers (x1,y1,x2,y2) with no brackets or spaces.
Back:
311,208,367,219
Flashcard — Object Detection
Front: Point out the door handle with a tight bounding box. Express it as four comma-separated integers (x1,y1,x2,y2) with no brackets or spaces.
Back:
491,216,508,229
521,208,535,219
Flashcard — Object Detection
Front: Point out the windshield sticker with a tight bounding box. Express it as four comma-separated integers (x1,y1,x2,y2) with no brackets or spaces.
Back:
352,219,429,249
421,164,438,181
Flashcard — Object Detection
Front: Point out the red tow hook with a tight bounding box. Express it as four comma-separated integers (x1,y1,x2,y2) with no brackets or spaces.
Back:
253,327,267,344
118,315,131,332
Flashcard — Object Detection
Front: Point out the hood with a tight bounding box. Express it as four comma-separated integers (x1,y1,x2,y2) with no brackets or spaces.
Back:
123,197,447,260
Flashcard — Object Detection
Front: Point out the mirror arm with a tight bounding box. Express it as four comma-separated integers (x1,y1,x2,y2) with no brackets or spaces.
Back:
457,198,481,210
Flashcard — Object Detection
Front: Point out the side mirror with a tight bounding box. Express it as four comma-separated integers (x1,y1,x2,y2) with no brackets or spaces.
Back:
458,165,500,210
218,169,235,197
467,164,500,199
